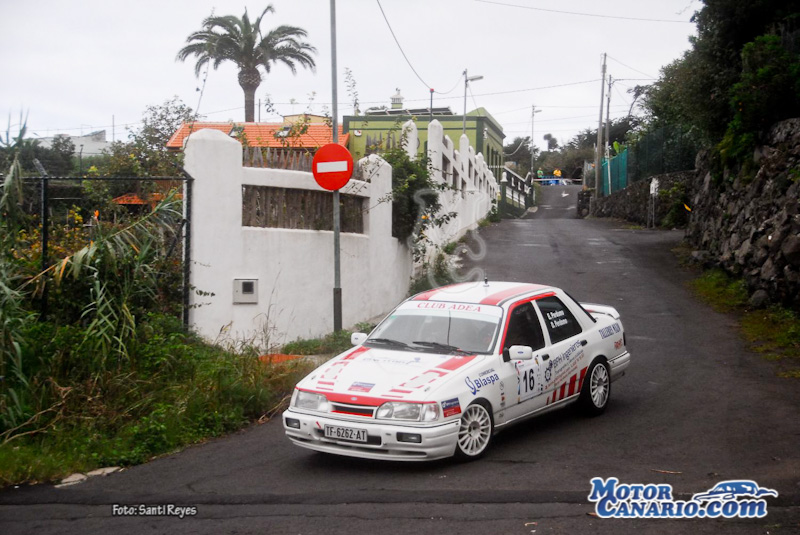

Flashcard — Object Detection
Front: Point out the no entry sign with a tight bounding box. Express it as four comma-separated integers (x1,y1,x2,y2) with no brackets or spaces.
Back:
312,143,353,191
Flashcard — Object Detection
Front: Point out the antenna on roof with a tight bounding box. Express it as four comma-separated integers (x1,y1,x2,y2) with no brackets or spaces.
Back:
483,273,489,287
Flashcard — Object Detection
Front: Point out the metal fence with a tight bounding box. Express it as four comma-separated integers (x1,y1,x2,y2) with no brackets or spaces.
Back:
18,174,192,324
599,150,628,196
627,125,699,184
598,125,699,196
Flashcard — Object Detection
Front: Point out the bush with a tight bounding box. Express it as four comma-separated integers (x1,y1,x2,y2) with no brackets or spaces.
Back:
718,35,800,175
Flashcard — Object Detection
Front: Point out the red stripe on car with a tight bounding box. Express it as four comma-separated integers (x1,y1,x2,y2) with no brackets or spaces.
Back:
342,346,370,360
436,355,477,371
411,283,463,301
578,367,588,391
567,374,577,396
479,284,550,305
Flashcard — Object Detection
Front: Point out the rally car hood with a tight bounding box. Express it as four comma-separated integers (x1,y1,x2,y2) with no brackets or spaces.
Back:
297,345,487,402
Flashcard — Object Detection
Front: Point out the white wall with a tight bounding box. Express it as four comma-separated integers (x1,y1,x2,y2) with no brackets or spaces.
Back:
424,120,498,250
184,129,411,347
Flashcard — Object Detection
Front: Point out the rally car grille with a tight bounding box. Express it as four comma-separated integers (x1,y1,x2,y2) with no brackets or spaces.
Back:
330,402,375,417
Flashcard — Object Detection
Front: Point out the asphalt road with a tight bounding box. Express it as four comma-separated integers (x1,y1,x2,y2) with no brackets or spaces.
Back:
2,185,799,534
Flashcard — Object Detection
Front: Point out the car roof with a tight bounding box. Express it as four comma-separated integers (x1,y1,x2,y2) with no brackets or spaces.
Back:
410,281,556,306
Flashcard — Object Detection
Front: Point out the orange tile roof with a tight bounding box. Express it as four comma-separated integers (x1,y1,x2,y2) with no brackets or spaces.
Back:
166,122,349,150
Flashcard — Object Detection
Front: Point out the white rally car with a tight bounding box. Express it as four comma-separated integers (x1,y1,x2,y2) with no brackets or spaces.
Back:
283,281,630,461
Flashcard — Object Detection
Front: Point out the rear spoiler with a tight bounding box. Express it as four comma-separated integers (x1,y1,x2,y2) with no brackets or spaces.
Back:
580,303,621,320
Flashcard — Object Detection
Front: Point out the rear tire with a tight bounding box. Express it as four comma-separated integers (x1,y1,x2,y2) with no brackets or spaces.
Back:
579,359,611,416
454,401,493,460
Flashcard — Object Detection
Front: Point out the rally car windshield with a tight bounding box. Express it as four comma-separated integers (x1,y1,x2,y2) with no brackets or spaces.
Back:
365,302,503,355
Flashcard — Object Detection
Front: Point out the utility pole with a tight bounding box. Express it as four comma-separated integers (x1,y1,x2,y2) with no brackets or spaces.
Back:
531,105,541,177
593,53,606,195
463,69,483,134
605,75,612,195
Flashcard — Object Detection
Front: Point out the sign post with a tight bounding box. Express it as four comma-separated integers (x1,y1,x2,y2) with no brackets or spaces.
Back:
313,141,353,332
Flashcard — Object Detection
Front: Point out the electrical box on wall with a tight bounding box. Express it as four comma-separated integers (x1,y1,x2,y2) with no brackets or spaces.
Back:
233,279,258,304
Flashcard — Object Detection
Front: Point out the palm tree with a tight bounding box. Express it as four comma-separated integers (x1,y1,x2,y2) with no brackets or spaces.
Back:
177,6,317,122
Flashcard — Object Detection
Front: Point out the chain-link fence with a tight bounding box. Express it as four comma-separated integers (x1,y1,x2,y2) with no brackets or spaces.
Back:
627,125,699,184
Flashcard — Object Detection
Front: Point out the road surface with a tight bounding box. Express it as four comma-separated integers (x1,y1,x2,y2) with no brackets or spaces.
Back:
2,185,799,534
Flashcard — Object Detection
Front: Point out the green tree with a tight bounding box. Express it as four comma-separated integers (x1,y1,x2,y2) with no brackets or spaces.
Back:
543,133,559,151
641,0,800,142
177,6,317,122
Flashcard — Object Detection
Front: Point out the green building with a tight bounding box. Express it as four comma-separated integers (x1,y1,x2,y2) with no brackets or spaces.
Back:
342,90,505,179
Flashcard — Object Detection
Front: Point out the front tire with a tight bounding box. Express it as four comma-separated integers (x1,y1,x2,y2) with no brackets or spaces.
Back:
579,359,611,416
455,401,493,460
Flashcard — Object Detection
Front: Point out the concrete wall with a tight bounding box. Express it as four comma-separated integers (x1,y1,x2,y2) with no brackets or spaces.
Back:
184,129,412,346
424,119,497,247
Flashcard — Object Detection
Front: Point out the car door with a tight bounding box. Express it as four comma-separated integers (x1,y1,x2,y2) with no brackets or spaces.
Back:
500,301,550,423
534,295,588,406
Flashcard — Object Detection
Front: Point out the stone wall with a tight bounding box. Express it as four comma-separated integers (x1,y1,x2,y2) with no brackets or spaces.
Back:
590,170,695,227
588,118,800,308
685,119,800,307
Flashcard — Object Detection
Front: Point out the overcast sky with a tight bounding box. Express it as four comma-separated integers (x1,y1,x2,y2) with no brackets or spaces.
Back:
0,0,698,153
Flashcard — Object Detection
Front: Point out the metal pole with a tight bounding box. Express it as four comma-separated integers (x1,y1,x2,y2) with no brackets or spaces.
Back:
462,69,468,134
594,53,606,195
40,174,49,319
531,105,535,174
429,88,434,122
606,75,612,195
183,175,193,328
530,105,540,176
33,159,49,320
330,0,342,332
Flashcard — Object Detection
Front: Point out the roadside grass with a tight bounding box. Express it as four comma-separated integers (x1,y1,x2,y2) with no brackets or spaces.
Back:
688,267,800,377
281,322,376,357
688,268,748,313
0,316,315,487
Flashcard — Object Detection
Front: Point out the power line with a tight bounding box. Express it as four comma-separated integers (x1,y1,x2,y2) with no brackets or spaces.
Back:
434,75,466,95
375,0,431,90
607,55,655,79
504,113,599,125
613,84,631,107
471,79,599,98
475,0,695,23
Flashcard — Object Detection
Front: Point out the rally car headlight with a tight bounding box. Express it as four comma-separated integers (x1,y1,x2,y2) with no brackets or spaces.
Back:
291,390,330,412
376,402,440,422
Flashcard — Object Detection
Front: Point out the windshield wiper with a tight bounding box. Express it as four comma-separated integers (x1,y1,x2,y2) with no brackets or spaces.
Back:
411,341,472,355
366,338,411,349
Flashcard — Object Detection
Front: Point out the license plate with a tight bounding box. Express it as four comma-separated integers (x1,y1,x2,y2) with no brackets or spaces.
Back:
324,424,368,443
